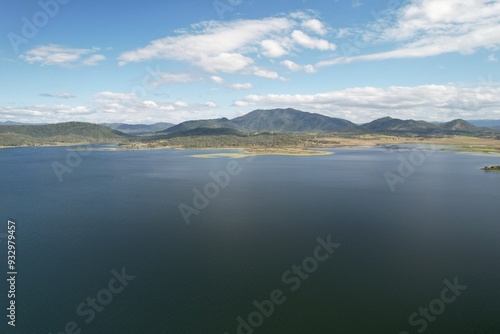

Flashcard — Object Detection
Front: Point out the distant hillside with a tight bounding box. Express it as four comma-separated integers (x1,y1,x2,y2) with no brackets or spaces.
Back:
2,109,499,148
362,117,492,135
467,120,500,130
439,119,479,132
362,117,436,132
102,122,174,135
0,122,126,146
158,109,496,138
232,108,358,132
0,121,27,125
164,127,247,138
159,117,241,134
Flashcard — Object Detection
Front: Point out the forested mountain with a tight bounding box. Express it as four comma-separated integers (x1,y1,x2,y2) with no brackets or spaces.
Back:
0,122,126,146
231,108,358,132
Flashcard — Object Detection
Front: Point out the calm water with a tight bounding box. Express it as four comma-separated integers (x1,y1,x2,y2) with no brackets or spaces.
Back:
0,145,499,334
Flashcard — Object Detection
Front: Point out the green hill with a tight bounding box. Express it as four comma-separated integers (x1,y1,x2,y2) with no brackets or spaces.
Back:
102,122,174,135
159,117,242,134
439,119,481,132
232,108,358,132
362,117,492,135
2,109,498,148
163,127,246,138
156,110,496,140
0,122,127,146
362,116,438,132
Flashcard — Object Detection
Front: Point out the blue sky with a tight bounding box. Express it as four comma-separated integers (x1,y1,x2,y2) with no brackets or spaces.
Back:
0,0,499,124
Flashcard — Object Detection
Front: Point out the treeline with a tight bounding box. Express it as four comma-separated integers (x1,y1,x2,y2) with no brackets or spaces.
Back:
141,132,347,148
0,122,126,146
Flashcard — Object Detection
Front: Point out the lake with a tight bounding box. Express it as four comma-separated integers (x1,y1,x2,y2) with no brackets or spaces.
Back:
0,145,499,334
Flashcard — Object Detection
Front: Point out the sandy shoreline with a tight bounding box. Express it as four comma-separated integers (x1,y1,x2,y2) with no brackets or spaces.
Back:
189,148,333,158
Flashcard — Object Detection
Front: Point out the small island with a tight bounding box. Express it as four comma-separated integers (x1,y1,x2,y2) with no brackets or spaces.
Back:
482,165,500,172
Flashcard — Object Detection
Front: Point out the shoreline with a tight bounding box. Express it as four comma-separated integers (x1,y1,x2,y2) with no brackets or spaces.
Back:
189,148,333,158
1,135,499,157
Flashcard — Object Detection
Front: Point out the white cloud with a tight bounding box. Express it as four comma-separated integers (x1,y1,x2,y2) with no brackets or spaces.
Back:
320,0,500,66
261,39,288,57
211,76,224,84
0,104,92,122
6,82,500,124
39,92,77,99
196,52,254,73
82,54,106,66
95,91,137,102
291,30,336,50
230,83,253,90
118,13,335,76
142,100,158,108
234,84,500,122
253,69,280,79
487,54,498,62
21,44,106,66
233,100,252,107
118,16,293,70
57,92,77,99
282,60,316,73
301,19,327,35
335,28,352,39
150,72,199,86
1,92,223,124
174,101,189,108
89,92,216,123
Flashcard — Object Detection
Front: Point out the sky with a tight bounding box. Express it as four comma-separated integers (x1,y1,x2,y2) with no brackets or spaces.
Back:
0,0,499,124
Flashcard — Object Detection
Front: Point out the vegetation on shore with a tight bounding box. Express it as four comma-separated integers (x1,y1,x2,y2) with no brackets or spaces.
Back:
132,131,500,153
482,165,500,172
1,112,499,156
2,124,500,155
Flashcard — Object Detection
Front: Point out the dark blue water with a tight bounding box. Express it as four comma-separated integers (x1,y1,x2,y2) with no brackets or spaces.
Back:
0,146,499,334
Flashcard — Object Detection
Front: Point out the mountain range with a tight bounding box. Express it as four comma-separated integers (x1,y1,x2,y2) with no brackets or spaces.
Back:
361,116,488,134
155,108,497,137
0,109,498,147
101,122,174,135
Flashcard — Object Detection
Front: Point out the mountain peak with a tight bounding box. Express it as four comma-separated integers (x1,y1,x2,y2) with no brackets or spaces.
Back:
231,108,357,132
440,119,477,131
